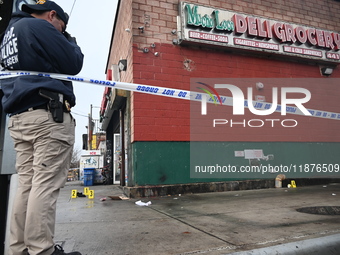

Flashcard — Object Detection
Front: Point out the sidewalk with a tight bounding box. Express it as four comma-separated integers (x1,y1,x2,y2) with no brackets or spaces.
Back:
55,182,340,255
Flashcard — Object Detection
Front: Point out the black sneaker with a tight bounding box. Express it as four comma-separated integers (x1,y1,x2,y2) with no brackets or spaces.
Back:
51,245,82,255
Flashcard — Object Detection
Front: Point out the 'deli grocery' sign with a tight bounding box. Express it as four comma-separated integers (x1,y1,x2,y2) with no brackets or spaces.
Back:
178,2,340,62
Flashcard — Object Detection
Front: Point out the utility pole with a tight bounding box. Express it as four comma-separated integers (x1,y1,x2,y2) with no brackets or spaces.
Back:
88,105,101,151
88,104,93,150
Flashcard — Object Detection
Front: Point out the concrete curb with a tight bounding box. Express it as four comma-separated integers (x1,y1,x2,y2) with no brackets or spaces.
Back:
121,178,337,198
228,233,340,255
122,179,275,198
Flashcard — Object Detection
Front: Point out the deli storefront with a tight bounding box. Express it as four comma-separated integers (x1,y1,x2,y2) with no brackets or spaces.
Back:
103,0,340,196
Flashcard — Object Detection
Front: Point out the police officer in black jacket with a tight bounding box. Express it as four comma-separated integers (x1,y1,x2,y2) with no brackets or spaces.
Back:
0,1,83,255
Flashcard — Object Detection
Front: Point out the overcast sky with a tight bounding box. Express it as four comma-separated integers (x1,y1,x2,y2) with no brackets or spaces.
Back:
54,0,118,151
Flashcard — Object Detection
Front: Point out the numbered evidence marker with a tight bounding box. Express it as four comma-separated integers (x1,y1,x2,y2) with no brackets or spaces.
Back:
71,189,77,198
88,190,95,199
84,187,89,196
291,180,297,188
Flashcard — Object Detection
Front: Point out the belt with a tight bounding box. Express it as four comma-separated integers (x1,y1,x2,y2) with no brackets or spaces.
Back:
10,104,48,116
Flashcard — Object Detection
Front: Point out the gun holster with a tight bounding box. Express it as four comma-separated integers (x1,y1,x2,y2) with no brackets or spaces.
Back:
39,89,64,123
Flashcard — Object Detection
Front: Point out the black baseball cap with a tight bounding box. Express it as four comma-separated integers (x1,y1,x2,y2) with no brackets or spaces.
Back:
22,1,68,26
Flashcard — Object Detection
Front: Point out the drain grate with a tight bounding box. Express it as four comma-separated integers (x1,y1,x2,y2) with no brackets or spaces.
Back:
296,206,340,215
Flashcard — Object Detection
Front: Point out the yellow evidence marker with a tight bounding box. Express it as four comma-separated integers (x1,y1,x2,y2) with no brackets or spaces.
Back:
88,190,95,199
84,187,89,196
71,189,77,198
291,180,297,188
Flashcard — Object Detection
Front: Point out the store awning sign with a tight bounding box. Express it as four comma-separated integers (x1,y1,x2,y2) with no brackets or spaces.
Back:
179,2,340,63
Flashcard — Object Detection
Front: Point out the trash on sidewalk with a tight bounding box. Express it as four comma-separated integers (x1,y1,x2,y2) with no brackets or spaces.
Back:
99,195,130,201
135,200,152,206
108,195,129,200
275,174,286,188
77,192,86,197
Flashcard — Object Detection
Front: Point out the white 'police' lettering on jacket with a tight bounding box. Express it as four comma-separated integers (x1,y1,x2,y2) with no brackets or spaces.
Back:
1,27,19,67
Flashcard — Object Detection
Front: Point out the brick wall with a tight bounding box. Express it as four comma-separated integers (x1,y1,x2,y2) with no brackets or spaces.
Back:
108,0,133,83
128,0,340,142
132,43,340,142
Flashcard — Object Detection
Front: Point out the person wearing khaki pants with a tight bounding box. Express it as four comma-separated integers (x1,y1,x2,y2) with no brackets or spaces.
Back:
0,1,83,254
8,110,75,255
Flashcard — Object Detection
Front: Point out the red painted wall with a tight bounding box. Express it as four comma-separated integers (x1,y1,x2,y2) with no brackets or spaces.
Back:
132,43,340,143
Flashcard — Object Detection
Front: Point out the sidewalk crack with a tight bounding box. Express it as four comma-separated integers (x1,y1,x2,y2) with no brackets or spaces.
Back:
148,206,237,246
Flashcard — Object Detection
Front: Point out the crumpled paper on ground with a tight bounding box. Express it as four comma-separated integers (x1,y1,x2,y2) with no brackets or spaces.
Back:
135,200,152,206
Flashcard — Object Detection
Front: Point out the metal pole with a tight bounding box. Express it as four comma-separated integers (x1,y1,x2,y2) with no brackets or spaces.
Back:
88,104,93,150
